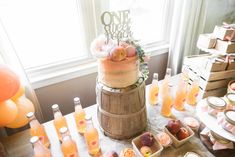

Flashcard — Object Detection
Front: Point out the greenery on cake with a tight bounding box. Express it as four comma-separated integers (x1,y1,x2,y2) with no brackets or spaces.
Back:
125,39,147,63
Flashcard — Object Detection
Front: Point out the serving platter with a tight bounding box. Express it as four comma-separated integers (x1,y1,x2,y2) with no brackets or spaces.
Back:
196,99,235,142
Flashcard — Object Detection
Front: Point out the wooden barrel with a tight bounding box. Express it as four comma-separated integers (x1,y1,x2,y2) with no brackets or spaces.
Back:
96,77,147,140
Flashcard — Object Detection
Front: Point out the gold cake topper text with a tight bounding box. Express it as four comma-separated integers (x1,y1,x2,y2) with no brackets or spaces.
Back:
101,10,132,44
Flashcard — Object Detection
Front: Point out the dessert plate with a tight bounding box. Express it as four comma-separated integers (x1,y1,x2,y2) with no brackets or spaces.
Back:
196,99,235,142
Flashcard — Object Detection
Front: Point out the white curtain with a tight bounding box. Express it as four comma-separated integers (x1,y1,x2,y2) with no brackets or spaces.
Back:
168,0,207,75
0,19,44,135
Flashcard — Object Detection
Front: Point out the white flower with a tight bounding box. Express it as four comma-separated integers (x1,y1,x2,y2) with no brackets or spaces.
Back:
90,35,116,58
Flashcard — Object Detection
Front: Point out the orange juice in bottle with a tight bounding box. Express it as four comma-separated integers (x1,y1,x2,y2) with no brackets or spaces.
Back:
30,136,51,157
161,86,173,117
60,127,79,157
73,97,86,134
174,75,187,111
149,73,159,105
186,76,200,106
52,104,68,141
84,115,100,155
161,68,172,98
27,112,50,148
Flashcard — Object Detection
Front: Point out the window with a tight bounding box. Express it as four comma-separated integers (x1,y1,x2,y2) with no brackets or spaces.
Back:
108,0,169,44
0,0,172,88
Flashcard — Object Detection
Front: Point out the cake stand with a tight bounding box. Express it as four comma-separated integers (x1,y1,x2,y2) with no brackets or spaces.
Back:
196,98,235,142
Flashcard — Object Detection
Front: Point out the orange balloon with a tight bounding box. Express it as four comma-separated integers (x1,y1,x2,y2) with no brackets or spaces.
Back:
0,65,20,102
0,100,18,127
11,84,25,101
6,97,35,128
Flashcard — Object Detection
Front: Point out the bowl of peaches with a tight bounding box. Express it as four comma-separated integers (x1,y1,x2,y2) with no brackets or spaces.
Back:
164,119,194,148
132,132,163,157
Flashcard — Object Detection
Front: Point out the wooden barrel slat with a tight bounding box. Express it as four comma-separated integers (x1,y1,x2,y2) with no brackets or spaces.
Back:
96,77,147,139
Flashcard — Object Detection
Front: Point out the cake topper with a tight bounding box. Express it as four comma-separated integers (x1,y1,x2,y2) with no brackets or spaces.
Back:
101,10,132,44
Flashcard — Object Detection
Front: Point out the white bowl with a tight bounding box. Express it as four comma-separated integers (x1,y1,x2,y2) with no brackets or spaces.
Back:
132,132,163,157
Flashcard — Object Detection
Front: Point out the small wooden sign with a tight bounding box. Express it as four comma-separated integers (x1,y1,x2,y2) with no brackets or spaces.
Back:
101,10,132,44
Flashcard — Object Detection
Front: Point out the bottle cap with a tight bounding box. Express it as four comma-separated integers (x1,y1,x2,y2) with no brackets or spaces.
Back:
153,73,158,79
30,136,39,144
85,115,92,121
74,97,80,102
59,127,68,134
166,68,171,76
52,104,59,110
26,112,34,118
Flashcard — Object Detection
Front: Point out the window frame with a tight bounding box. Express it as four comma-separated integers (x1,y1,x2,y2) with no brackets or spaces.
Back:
0,0,174,89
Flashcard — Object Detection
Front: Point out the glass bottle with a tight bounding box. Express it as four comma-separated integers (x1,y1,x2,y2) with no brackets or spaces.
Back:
186,75,200,106
161,68,172,98
149,73,159,105
173,74,187,111
30,136,51,157
60,127,79,157
27,112,50,148
52,104,68,141
73,97,86,134
84,115,100,155
161,86,173,117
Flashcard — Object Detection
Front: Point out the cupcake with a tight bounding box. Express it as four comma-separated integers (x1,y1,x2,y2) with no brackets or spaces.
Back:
156,132,172,147
183,117,200,132
120,148,135,157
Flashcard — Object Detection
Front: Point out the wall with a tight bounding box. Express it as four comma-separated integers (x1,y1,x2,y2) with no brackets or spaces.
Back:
35,52,168,122
203,0,235,33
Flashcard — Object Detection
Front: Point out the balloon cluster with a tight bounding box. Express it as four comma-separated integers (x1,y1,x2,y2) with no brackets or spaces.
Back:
0,64,35,128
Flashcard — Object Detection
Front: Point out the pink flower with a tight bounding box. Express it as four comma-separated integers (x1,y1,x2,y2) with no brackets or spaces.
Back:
144,55,150,62
90,35,115,58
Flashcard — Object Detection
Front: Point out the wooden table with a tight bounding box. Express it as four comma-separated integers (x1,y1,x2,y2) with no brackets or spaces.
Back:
0,75,215,157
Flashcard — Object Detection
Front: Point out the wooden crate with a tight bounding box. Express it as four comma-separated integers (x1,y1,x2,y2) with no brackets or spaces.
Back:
184,54,227,72
200,88,227,98
189,65,235,81
188,68,232,98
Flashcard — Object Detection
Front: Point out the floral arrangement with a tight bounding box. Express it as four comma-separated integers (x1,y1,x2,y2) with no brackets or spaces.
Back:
90,35,148,63
90,35,149,79
90,10,150,79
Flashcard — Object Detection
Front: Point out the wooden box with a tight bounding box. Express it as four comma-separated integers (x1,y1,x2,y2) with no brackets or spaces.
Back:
215,40,235,53
184,55,227,72
197,34,216,49
213,25,235,41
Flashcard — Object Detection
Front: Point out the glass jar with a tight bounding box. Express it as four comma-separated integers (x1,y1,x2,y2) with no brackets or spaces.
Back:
209,131,230,145
184,152,200,157
225,93,235,110
207,97,226,117
221,110,235,135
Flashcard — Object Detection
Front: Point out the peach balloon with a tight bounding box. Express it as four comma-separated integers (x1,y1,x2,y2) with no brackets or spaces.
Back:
11,84,25,101
0,100,18,126
6,97,35,128
0,65,20,102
